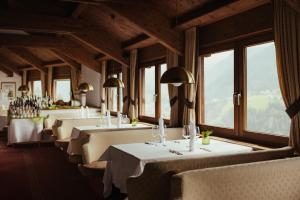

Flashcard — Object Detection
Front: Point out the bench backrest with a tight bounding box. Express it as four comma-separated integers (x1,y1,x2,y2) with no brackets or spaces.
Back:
81,128,183,163
171,156,300,200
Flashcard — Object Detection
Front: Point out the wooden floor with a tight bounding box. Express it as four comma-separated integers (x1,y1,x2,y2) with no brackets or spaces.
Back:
0,134,101,200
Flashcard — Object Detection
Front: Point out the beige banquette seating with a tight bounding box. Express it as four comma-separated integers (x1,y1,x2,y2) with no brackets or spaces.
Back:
81,128,184,164
171,156,300,200
127,147,294,200
52,117,118,141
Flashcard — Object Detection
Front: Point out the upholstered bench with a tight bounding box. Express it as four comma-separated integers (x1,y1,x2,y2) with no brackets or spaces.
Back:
171,156,300,200
127,147,294,200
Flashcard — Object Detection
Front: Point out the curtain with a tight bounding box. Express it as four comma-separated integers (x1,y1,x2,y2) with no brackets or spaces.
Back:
40,71,46,97
100,61,107,114
47,67,53,97
166,49,179,127
128,49,138,120
274,0,300,152
70,67,80,100
183,27,198,125
22,70,27,86
122,66,129,115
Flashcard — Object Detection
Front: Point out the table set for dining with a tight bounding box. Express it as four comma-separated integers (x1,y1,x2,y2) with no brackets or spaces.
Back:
99,137,253,197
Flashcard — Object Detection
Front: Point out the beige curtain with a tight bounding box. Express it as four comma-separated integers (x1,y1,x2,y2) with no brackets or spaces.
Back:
183,27,198,125
70,67,81,100
128,49,138,120
166,49,179,127
122,66,129,115
47,67,53,97
274,0,300,152
40,71,46,97
100,61,107,114
22,70,27,85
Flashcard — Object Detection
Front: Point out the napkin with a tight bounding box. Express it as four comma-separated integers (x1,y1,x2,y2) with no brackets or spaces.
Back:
159,117,165,144
106,110,111,127
117,111,122,128
189,122,195,152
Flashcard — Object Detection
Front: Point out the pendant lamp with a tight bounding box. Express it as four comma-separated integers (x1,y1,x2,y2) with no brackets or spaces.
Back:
160,66,195,87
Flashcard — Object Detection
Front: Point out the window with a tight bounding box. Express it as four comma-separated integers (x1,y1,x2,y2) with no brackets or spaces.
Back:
160,64,170,119
33,80,42,97
140,63,171,122
108,73,123,113
54,79,71,102
245,42,290,136
203,50,234,128
144,66,156,118
198,35,290,146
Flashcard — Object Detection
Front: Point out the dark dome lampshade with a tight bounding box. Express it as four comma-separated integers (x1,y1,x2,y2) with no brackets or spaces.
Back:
160,67,195,87
18,85,29,92
78,83,94,93
103,77,124,88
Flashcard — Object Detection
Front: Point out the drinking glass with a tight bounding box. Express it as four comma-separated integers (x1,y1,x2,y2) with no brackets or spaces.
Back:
152,125,159,142
196,126,200,138
182,125,191,139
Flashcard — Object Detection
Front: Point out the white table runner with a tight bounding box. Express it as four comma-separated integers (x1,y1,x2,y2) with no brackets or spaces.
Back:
100,139,253,197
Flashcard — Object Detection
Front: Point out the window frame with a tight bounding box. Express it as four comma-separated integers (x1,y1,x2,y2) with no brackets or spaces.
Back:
197,33,289,147
139,60,170,124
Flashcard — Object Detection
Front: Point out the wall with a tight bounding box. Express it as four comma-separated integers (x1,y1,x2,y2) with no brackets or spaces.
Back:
81,65,101,107
0,71,22,98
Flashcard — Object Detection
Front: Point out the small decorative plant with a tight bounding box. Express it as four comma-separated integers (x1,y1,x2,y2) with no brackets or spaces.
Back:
201,130,212,145
131,118,138,126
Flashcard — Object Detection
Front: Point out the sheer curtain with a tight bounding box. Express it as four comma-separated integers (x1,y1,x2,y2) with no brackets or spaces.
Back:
273,0,300,152
122,66,129,115
183,27,198,125
166,49,179,126
70,67,81,100
128,49,138,120
40,71,46,97
47,67,53,97
100,61,107,114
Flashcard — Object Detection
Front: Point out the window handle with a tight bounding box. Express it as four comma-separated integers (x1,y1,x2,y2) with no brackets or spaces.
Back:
233,92,242,106
153,94,157,102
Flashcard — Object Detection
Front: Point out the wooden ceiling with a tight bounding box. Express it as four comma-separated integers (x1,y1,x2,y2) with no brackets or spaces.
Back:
0,0,269,76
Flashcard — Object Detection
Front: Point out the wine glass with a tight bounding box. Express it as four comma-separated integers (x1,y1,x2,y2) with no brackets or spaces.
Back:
182,125,191,139
196,126,200,138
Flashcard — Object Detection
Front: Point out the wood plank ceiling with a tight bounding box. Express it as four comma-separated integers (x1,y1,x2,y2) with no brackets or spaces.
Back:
0,0,269,76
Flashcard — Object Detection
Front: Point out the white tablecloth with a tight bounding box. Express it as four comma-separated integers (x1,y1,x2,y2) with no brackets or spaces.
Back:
8,118,44,145
67,123,152,155
100,139,253,197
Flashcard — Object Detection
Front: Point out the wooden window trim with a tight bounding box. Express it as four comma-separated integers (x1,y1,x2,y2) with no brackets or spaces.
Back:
138,62,171,124
198,32,289,147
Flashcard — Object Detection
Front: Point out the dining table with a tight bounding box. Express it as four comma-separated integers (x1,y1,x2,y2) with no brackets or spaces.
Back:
67,123,153,155
8,118,44,145
100,138,253,197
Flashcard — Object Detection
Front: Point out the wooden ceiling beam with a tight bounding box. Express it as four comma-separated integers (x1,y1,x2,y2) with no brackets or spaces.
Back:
100,1,184,54
0,54,21,75
56,48,101,73
0,33,79,49
0,11,102,34
43,60,67,67
0,65,13,77
174,0,269,29
122,34,158,51
71,33,129,66
7,47,47,73
51,50,81,70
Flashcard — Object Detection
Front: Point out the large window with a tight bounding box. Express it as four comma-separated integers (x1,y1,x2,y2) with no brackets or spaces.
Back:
144,66,156,118
203,50,234,128
140,63,171,121
198,36,290,145
54,79,71,102
33,80,42,97
245,42,290,136
108,73,123,113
